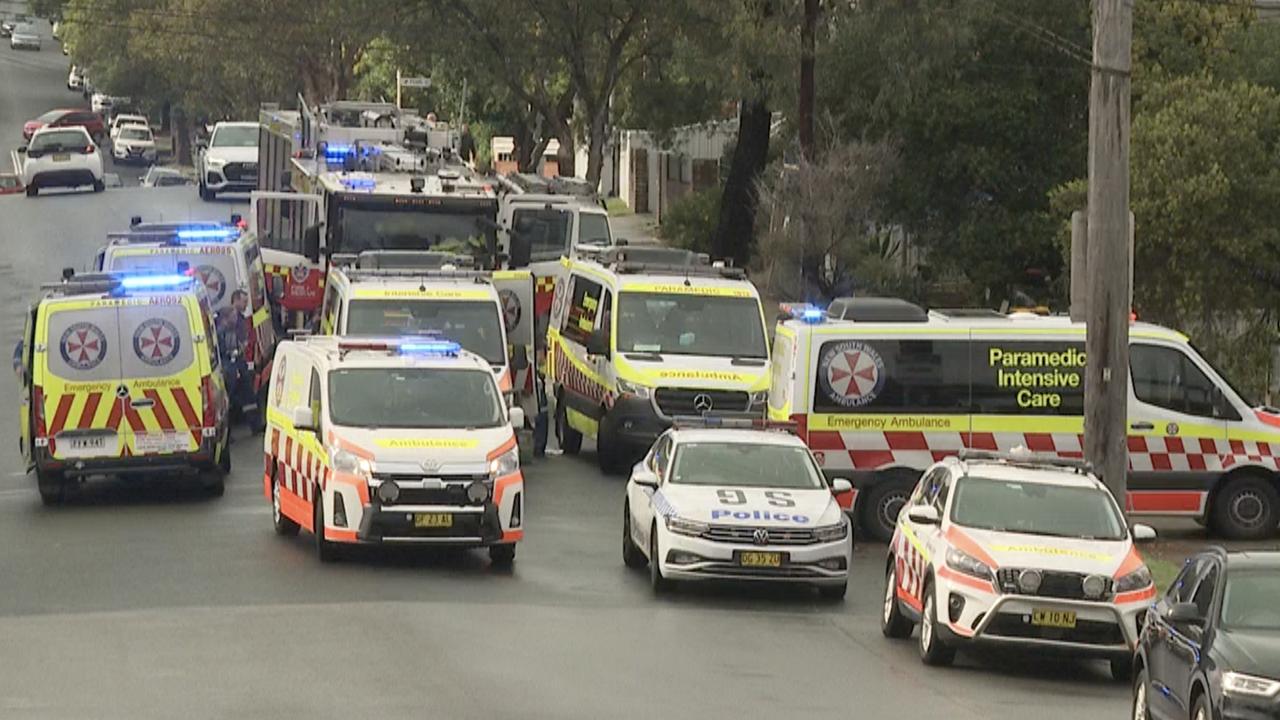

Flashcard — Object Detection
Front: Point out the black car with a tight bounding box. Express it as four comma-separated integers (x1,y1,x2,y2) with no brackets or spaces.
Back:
1133,548,1280,720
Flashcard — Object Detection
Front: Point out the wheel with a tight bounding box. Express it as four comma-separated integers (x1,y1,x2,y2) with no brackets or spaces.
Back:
1110,654,1134,682
1211,474,1279,540
271,471,300,537
623,501,647,569
649,524,670,593
217,437,231,475
92,179,104,192
555,393,582,455
818,581,847,601
25,185,37,197
596,414,626,474
37,470,65,506
881,561,914,638
314,488,337,562
198,183,214,201
1131,667,1150,720
918,581,955,666
489,543,516,567
862,476,914,543
1191,690,1211,720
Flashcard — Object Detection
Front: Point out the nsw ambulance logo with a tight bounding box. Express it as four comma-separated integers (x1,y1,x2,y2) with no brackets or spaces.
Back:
195,265,227,304
819,340,885,408
60,322,107,371
133,319,181,366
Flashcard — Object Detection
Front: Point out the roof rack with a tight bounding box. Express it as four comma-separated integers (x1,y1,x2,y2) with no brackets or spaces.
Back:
670,416,797,433
331,250,479,271
580,245,747,280
956,448,1094,475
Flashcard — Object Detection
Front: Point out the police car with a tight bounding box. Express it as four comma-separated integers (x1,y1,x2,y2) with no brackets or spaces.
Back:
264,336,524,564
623,417,854,598
881,449,1157,680
16,272,230,504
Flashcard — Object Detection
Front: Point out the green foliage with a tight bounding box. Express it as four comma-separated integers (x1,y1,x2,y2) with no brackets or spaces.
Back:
658,185,722,253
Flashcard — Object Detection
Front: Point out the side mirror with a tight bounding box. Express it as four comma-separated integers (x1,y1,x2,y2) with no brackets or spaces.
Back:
586,328,610,358
269,274,284,301
195,139,207,150
1165,602,1204,627
12,341,23,376
291,406,316,433
906,504,940,525
831,478,854,495
510,344,529,372
632,464,659,488
1132,523,1157,542
16,146,26,154
508,406,525,429
302,224,322,263
508,232,532,269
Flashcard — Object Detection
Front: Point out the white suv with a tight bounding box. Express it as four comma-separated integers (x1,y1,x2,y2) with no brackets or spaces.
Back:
111,124,156,165
20,126,105,197
197,121,259,200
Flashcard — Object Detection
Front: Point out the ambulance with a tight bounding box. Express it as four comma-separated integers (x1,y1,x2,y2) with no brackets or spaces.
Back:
263,336,524,564
16,273,230,504
769,297,1280,542
547,246,771,472
316,251,535,415
95,218,278,425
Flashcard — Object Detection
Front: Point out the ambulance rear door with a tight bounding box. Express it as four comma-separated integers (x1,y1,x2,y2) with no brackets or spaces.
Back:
39,302,124,462
104,247,241,313
492,270,535,399
115,297,204,456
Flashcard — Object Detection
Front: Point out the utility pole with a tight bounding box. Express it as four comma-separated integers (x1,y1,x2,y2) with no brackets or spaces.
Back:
1084,0,1134,503
798,0,818,158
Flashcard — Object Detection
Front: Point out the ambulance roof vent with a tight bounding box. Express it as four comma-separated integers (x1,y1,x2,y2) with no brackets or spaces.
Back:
826,297,927,323
593,246,746,279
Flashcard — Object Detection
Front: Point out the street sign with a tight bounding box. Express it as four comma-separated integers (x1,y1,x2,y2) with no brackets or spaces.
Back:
399,76,431,89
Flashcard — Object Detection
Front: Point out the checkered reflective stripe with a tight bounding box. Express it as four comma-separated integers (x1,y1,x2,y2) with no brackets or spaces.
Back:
268,427,328,502
550,338,609,405
535,275,556,315
893,530,928,609
1128,435,1280,473
807,429,1084,471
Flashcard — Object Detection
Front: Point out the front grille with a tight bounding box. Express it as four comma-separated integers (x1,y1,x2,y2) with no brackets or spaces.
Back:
696,563,825,579
653,388,749,416
997,568,1113,601
702,525,818,545
372,473,489,506
222,162,257,182
984,613,1125,646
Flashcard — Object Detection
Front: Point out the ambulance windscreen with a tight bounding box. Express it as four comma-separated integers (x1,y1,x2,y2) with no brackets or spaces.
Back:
327,368,503,429
616,293,766,359
345,300,505,365
949,477,1126,541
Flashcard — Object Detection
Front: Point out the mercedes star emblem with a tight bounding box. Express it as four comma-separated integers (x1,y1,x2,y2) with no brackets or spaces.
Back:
752,528,769,545
420,459,441,473
693,393,714,414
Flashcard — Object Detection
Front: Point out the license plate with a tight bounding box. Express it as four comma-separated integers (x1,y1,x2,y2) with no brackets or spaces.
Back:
413,513,453,528
1031,609,1077,629
57,433,117,458
738,551,783,567
52,153,69,162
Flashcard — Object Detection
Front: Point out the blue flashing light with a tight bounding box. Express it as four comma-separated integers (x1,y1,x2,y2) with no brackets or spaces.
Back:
400,340,462,356
119,274,192,289
800,307,824,323
341,175,377,191
176,227,238,240
323,144,353,157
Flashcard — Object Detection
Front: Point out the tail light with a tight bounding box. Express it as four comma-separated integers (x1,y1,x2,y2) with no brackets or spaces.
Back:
201,375,216,427
33,385,46,436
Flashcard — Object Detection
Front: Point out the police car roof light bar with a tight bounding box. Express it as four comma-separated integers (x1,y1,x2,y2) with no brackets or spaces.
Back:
956,448,1094,475
670,416,798,433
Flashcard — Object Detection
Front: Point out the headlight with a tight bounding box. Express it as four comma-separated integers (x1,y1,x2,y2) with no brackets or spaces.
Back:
665,515,709,537
946,547,993,581
206,157,226,168
489,447,519,477
330,448,371,476
1224,672,1280,698
813,521,849,542
1114,565,1153,594
616,378,651,399
749,389,769,406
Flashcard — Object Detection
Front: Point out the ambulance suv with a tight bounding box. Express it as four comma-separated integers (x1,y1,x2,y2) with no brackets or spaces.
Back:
547,246,771,472
96,218,278,425
16,273,231,504
769,297,1280,542
317,251,534,412
264,336,525,564
881,449,1157,681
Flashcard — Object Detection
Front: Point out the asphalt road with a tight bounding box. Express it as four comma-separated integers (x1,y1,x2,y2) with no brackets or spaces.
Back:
0,6,148,187
0,21,1132,720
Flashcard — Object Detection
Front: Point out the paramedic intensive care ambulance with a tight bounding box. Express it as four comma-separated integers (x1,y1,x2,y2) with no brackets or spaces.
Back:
547,246,771,472
95,218,277,422
769,298,1280,542
264,336,524,565
16,273,230,504
316,251,535,415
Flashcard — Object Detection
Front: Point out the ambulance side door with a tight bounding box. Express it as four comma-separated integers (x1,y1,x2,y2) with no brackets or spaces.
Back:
17,304,36,465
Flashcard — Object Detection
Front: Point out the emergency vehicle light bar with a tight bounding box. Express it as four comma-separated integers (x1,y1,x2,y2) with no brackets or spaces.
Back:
779,303,825,324
119,274,193,289
670,416,797,432
337,338,461,357
956,448,1094,475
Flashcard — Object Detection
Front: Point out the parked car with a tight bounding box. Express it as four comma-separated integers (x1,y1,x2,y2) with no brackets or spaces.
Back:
111,125,156,165
9,23,40,50
140,166,192,188
23,109,105,143
0,17,12,38
67,65,84,91
196,121,259,200
0,174,24,195
1133,548,1280,720
18,126,105,196
108,113,148,140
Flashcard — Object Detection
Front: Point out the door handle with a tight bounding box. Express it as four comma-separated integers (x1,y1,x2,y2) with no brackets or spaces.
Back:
1130,421,1154,431
130,398,155,409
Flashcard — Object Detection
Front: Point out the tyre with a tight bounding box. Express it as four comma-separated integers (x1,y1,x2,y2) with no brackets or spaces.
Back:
622,501,647,569
489,543,516,567
37,470,65,506
596,414,626,474
1210,474,1279,540
25,185,37,197
818,581,847,601
555,394,582,455
918,581,955,666
1191,690,1211,720
198,183,214,201
649,524,670,593
881,561,914,638
92,179,104,193
314,489,337,563
1131,667,1150,720
217,438,231,475
1110,654,1134,682
862,476,915,543
271,470,300,537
